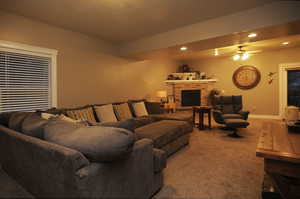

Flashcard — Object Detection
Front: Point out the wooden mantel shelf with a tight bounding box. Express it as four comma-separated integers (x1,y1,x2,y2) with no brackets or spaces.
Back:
164,79,218,84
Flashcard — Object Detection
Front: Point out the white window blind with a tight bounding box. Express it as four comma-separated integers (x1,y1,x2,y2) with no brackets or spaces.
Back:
0,50,52,112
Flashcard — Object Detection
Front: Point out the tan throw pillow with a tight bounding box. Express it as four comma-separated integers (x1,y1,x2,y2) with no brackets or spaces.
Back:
66,107,96,123
59,114,81,123
41,112,57,120
132,102,148,117
94,104,118,122
113,103,133,121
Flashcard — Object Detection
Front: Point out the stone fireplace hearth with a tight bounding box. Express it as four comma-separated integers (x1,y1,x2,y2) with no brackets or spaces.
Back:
165,80,217,109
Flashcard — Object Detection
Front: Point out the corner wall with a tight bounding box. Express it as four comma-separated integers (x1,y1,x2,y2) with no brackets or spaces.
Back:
183,47,300,116
0,10,176,107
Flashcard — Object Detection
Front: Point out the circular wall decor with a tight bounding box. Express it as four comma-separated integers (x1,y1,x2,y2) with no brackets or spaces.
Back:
232,65,261,89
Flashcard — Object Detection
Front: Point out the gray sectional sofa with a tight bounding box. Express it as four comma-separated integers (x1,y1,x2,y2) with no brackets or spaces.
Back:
0,99,193,198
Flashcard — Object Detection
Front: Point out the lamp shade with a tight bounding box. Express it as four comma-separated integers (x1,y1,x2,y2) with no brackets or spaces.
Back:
156,90,167,98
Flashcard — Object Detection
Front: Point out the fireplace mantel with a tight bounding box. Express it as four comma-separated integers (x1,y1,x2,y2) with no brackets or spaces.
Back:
164,79,218,84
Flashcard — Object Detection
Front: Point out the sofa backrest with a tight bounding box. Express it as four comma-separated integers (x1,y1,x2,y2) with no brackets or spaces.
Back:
39,99,155,123
214,95,243,114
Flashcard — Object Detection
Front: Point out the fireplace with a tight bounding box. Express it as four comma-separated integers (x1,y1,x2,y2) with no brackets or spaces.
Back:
181,90,201,106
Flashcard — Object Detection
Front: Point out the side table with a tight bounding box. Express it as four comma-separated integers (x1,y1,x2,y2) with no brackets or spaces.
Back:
193,106,212,130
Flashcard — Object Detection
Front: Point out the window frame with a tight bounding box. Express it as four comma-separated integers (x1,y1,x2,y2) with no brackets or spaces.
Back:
0,40,58,109
279,63,300,119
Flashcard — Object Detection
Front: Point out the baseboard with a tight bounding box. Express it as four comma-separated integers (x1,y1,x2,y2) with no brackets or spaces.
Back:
249,114,281,120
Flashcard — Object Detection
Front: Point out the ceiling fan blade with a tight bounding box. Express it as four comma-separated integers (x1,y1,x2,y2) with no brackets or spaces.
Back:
247,50,262,54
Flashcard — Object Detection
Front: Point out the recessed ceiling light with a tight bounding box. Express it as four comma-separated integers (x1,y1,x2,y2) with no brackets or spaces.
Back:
214,49,219,56
282,41,289,45
248,33,257,38
180,46,188,51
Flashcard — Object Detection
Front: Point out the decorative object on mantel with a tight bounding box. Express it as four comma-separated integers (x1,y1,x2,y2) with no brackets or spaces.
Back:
267,72,277,84
167,95,175,103
232,65,261,90
166,72,218,82
177,64,191,73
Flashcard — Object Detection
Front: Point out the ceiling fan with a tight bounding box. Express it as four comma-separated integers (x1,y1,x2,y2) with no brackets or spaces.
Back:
233,45,261,61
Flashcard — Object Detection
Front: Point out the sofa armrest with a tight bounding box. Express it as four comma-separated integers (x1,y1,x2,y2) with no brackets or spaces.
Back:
75,138,159,198
153,148,167,173
212,110,225,124
0,126,90,197
239,111,250,120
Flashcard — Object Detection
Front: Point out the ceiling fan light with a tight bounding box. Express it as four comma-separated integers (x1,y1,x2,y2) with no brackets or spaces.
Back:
241,53,249,60
233,54,240,61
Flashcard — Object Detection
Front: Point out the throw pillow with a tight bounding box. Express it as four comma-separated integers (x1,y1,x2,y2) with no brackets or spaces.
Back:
66,106,96,123
8,112,32,132
44,119,135,162
21,113,49,139
132,102,149,117
145,102,162,114
41,112,57,120
94,104,118,122
113,103,133,121
59,114,80,123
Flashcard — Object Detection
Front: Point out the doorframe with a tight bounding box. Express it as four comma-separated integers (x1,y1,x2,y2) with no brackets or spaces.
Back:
279,62,300,119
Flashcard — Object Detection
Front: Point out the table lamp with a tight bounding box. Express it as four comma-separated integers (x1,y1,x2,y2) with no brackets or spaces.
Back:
156,90,167,103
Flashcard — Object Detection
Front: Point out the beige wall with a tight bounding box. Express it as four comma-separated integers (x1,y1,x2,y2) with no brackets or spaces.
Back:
183,47,300,115
0,10,176,107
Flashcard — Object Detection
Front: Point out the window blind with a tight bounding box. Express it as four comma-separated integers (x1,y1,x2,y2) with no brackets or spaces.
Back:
0,50,52,112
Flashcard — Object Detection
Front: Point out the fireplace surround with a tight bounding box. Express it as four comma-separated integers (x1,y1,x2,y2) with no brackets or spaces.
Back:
165,80,216,109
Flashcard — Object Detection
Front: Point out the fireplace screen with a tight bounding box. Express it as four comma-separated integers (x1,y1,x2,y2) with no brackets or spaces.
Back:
181,90,201,106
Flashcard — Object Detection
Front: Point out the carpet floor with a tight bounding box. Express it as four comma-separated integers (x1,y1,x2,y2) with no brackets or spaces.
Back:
0,118,270,199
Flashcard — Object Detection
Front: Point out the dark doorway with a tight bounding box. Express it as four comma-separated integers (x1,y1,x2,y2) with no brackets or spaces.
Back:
288,70,300,108
181,90,201,106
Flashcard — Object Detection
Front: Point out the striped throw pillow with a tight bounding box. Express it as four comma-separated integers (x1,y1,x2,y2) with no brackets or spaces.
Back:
66,107,96,123
113,103,133,121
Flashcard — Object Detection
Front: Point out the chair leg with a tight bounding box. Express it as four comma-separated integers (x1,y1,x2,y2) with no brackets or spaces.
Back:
228,129,242,138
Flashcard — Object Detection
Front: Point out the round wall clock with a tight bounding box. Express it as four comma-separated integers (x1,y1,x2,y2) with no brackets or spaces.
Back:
232,65,261,89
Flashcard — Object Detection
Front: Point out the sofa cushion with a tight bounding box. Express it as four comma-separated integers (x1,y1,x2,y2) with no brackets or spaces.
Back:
93,119,137,132
151,110,193,123
8,112,32,132
44,119,135,162
21,113,49,139
132,116,157,129
135,120,192,148
222,113,243,119
132,101,149,117
94,104,118,122
113,103,133,121
224,118,249,128
66,106,96,123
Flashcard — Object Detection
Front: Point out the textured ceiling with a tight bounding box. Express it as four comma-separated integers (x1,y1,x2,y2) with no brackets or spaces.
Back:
0,0,278,42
